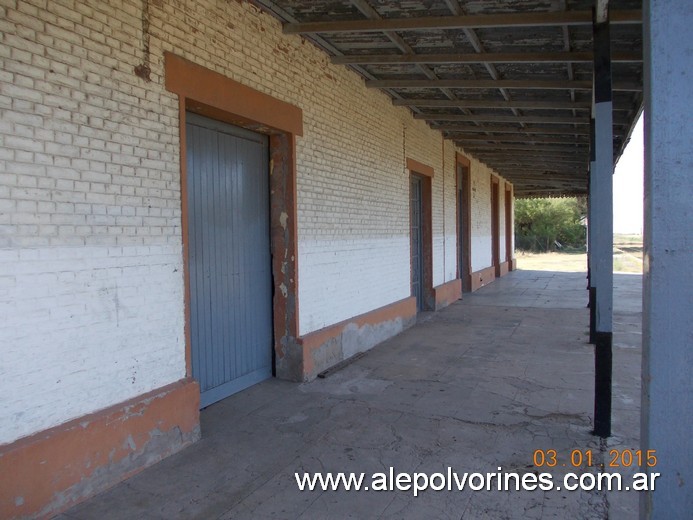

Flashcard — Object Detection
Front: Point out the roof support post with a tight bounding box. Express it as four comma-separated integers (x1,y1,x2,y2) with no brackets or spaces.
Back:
588,118,595,344
590,1,613,439
641,1,693,518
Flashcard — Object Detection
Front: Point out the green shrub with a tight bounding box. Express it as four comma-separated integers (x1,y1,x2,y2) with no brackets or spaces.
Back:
515,197,587,252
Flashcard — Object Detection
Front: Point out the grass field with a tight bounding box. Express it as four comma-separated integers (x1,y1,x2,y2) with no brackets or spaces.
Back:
613,233,644,273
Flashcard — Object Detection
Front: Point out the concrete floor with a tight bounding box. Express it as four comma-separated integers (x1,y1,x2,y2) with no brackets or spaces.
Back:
61,268,643,520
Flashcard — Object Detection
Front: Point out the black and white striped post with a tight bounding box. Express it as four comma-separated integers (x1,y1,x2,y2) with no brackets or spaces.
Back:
590,0,614,439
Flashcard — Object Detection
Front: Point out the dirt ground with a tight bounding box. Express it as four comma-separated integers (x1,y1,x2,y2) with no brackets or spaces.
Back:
517,236,643,274
516,251,588,272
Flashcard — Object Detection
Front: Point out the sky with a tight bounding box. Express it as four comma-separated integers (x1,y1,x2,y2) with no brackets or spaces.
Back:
612,113,644,235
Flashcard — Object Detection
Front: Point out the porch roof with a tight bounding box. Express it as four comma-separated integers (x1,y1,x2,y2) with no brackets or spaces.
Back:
253,0,643,197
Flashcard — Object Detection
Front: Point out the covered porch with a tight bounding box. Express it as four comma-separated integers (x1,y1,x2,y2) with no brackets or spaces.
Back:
1,1,690,518
61,265,643,519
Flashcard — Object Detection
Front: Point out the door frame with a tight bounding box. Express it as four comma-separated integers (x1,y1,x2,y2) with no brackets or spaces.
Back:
456,153,472,292
407,158,434,312
165,52,304,382
491,176,501,277
505,183,513,269
410,175,424,311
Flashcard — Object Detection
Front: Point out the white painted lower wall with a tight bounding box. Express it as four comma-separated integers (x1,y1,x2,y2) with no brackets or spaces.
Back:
442,233,458,283
469,163,494,272
0,245,186,445
298,237,411,335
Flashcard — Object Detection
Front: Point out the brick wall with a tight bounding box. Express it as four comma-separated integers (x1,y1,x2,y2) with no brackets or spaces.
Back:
0,0,512,443
0,0,186,445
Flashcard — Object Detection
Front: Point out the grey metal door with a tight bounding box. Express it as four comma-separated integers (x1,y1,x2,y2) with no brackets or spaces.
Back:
186,113,272,408
410,176,424,311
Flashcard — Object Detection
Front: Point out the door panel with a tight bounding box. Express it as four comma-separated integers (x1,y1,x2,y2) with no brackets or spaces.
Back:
186,113,272,408
411,176,424,311
491,179,500,276
457,164,471,292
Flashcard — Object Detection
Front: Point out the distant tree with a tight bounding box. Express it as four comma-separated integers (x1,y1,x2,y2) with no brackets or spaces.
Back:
515,197,587,252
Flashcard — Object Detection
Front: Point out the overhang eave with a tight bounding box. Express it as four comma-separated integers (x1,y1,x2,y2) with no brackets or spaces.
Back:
253,0,643,196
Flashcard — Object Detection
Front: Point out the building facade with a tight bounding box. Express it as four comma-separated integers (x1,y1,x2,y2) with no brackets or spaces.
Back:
0,1,515,517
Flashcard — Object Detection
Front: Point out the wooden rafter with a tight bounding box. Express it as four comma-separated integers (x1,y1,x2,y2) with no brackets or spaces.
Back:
414,114,591,124
332,51,641,65
283,10,641,34
478,159,586,167
435,124,590,135
471,151,587,159
393,99,592,109
452,134,588,144
366,79,641,91
257,0,643,196
457,143,588,152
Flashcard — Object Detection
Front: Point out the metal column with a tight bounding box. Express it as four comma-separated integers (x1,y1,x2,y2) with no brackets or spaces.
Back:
590,1,614,439
641,1,693,517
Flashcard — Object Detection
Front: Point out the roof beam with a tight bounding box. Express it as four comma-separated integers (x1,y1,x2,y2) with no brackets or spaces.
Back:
332,51,641,65
472,151,588,159
459,143,588,152
283,10,641,34
393,99,591,109
503,171,584,175
473,151,587,158
452,134,588,144
475,170,582,177
366,79,641,91
473,155,587,163
498,177,584,182
483,167,585,173
436,124,590,135
479,159,586,167
415,113,590,124
417,113,632,126
489,174,583,180
370,79,591,89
